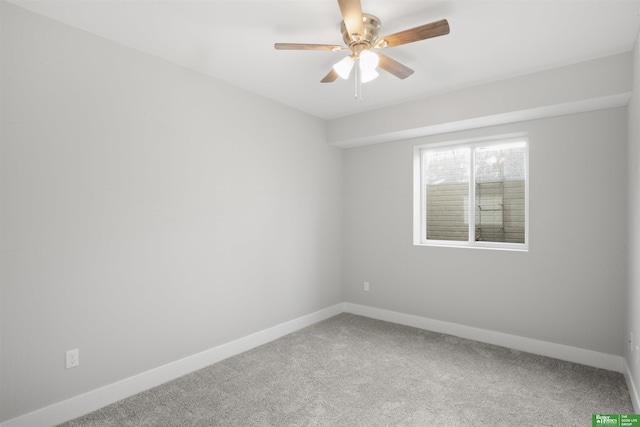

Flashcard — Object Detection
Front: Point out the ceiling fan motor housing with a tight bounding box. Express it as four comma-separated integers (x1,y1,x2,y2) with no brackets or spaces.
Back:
341,13,381,50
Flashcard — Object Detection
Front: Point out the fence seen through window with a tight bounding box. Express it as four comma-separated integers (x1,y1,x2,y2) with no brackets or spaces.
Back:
417,139,527,250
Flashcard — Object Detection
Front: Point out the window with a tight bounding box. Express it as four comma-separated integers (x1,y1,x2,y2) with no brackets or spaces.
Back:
413,137,528,250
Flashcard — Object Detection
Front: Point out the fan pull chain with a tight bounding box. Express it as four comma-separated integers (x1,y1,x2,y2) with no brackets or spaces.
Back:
354,59,363,100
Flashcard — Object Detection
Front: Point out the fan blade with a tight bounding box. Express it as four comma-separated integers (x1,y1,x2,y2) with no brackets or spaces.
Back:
338,0,364,42
377,53,414,79
275,43,345,51
378,19,450,48
321,69,340,83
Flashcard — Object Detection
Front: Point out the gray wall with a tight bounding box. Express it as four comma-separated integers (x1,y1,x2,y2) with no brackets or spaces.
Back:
627,31,640,403
344,108,628,355
0,3,343,422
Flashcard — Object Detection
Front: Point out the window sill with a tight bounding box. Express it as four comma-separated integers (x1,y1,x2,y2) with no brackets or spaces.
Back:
414,240,528,252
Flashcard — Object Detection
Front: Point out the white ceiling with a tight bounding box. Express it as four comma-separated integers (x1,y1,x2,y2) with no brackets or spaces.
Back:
9,0,640,120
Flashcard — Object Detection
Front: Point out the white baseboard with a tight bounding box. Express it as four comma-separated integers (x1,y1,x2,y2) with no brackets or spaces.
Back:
2,301,629,426
624,359,640,413
0,303,345,427
344,303,625,373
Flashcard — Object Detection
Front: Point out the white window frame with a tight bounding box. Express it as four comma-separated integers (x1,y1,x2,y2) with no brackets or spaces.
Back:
413,134,529,251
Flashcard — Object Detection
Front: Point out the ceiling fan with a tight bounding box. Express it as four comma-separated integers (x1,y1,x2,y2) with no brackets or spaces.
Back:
274,0,450,97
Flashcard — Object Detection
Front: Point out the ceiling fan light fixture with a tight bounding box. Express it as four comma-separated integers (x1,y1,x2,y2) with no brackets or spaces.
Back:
333,56,355,79
361,67,379,83
359,50,379,71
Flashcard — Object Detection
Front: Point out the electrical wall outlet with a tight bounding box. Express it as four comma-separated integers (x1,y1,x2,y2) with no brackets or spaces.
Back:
364,282,370,291
66,349,79,369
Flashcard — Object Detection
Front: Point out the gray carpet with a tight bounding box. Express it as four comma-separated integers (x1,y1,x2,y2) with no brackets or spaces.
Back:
58,314,633,426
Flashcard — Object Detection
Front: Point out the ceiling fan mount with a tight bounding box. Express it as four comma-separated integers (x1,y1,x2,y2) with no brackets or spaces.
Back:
340,13,381,51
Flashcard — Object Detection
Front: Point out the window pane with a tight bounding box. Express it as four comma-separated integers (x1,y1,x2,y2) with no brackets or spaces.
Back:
474,143,526,243
424,148,469,241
